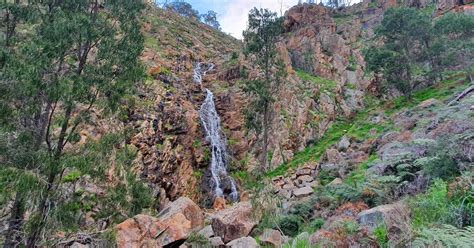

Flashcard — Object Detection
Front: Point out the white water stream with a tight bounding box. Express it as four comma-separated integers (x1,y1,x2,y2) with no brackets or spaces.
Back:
195,62,239,201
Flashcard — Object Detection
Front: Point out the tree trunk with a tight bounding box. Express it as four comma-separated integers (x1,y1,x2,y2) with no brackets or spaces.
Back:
262,104,269,172
3,192,25,248
26,105,72,247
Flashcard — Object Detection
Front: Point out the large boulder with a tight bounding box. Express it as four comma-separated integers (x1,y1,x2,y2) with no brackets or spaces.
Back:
116,197,204,247
211,202,257,243
226,237,259,248
260,229,284,247
293,186,313,198
357,202,412,243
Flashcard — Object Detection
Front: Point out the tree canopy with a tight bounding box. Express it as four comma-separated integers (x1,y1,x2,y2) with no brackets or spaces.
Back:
0,0,147,246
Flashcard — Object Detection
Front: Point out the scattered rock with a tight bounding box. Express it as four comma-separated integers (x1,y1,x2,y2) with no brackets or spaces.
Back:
116,197,204,247
157,197,205,231
320,163,338,174
296,168,312,176
297,175,314,183
213,196,226,211
418,98,440,109
198,225,214,238
279,188,293,199
226,237,259,248
209,236,225,247
326,149,343,164
69,242,89,248
211,202,257,243
327,178,343,186
357,202,411,237
304,180,319,188
260,229,284,247
338,135,351,151
293,186,313,198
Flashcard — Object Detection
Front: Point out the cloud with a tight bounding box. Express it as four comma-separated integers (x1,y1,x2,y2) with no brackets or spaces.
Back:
218,0,299,39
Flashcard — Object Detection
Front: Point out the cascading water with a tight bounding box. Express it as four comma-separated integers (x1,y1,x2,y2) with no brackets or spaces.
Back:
194,62,239,202
193,62,215,84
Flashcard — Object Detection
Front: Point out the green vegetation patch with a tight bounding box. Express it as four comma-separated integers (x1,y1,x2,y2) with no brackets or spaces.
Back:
296,70,337,92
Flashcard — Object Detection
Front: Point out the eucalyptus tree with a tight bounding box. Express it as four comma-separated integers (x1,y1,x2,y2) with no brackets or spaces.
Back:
243,8,285,172
0,0,145,246
365,7,432,99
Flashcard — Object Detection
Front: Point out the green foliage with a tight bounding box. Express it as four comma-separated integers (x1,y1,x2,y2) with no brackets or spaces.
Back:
346,155,377,187
307,218,325,233
290,201,314,219
385,71,467,115
283,232,313,248
347,55,357,71
433,13,474,79
1,0,146,244
296,70,337,91
278,215,304,237
410,180,457,228
243,7,285,171
200,10,221,30
267,120,352,178
164,1,199,19
412,225,474,248
374,225,389,248
365,7,431,97
421,142,460,181
62,170,81,183
341,220,360,235
186,232,210,246
268,108,389,178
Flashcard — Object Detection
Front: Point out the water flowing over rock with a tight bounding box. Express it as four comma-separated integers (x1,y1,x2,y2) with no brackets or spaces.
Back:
193,62,215,84
196,63,239,202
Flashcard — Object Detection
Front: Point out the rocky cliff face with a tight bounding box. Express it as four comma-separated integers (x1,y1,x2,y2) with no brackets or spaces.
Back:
128,1,382,205
124,0,473,206
262,2,383,169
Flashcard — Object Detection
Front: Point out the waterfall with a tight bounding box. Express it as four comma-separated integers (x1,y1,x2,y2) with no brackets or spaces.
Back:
193,62,215,84
195,63,239,202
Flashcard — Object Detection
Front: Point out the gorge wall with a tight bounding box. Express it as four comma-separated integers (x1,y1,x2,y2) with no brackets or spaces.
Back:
124,0,472,206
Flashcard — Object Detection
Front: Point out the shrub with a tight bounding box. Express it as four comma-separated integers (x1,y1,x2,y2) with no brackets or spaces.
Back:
278,215,304,237
186,232,210,246
283,232,312,248
410,179,466,228
289,201,314,219
421,138,461,180
412,225,474,248
374,225,389,248
308,218,325,232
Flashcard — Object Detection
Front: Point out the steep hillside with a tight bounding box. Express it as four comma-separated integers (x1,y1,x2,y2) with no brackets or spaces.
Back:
1,0,473,247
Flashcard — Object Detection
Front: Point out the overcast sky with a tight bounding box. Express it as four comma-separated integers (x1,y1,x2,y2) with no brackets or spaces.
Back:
187,0,301,39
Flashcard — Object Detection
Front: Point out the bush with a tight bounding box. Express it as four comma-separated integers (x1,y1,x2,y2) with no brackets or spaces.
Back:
308,218,325,232
412,225,474,248
283,232,312,248
374,225,389,248
289,201,314,219
186,232,210,246
278,215,304,237
409,179,471,229
421,138,461,180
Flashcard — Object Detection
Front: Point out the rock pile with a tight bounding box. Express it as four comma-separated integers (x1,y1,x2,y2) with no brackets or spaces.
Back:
272,163,319,199
116,197,204,247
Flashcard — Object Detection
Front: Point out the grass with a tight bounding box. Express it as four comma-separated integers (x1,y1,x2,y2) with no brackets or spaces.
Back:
267,71,468,178
374,225,389,248
345,154,378,187
296,70,338,92
385,71,467,115
267,110,388,178
267,119,351,178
